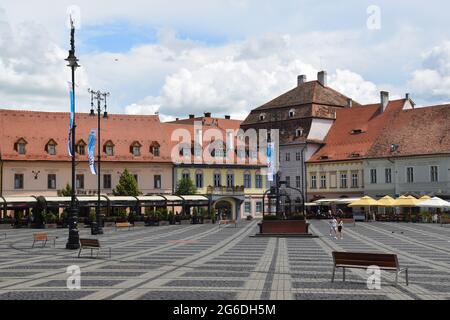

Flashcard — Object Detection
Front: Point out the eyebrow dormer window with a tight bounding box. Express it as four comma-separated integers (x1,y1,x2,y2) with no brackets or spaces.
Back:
289,109,295,118
15,138,27,155
295,128,304,137
351,129,364,135
130,141,142,156
76,140,86,155
150,142,160,157
104,141,115,156
45,139,57,155
259,113,266,121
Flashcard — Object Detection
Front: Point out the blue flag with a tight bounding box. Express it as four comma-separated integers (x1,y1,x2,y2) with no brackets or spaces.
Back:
88,129,97,175
67,82,75,156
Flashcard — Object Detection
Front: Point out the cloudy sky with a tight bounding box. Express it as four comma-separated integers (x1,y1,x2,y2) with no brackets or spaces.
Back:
1,0,450,120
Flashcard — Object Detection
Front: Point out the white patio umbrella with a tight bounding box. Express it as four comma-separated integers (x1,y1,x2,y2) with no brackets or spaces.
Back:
417,197,450,208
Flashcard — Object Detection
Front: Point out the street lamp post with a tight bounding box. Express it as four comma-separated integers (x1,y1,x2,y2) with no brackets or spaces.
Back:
65,19,81,250
88,89,109,235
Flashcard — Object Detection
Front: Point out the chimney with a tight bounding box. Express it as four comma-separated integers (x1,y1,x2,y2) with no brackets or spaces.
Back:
347,98,353,108
297,75,307,86
224,115,231,119
318,71,327,86
189,114,195,119
175,117,179,121
380,91,389,112
405,93,410,100
204,112,211,118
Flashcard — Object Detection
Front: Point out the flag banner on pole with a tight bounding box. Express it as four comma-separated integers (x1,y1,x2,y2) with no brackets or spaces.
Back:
67,82,75,156
267,142,276,182
88,129,97,175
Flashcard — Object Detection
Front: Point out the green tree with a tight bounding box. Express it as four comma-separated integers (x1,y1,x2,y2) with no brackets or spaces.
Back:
113,169,140,196
57,183,72,196
175,178,197,195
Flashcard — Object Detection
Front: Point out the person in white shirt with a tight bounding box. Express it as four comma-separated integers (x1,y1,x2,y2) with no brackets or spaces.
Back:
329,217,338,239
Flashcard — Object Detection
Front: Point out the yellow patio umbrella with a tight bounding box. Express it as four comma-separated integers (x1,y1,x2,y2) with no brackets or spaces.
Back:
419,195,431,201
348,196,379,207
376,195,397,207
394,195,420,207
348,196,378,221
394,195,420,221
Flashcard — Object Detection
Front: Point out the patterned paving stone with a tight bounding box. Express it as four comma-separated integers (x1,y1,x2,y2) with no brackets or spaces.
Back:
295,293,389,300
165,280,245,288
32,280,124,287
0,290,95,300
138,291,237,300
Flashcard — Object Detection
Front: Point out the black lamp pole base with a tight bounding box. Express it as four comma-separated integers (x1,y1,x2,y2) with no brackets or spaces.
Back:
66,211,80,250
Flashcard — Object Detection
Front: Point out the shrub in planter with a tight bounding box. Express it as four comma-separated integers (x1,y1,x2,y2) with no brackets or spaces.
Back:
288,214,305,221
179,214,191,225
246,215,253,221
262,215,281,221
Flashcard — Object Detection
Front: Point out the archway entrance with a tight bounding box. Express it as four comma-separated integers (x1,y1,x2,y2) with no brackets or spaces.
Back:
215,201,233,220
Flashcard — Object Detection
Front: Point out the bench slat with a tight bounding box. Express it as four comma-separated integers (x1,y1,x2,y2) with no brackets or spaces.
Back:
80,238,100,247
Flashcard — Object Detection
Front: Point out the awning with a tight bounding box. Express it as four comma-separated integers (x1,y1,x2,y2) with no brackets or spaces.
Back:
106,196,138,202
376,195,396,207
180,195,209,201
136,195,167,202
0,197,4,204
305,202,318,207
314,198,358,204
161,195,184,202
3,196,38,204
42,196,72,203
77,196,108,202
394,195,420,207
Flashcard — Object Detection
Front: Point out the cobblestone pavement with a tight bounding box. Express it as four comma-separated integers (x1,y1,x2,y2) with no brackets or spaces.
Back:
0,220,449,300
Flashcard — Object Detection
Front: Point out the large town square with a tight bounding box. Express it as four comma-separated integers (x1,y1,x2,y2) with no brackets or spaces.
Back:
0,0,450,309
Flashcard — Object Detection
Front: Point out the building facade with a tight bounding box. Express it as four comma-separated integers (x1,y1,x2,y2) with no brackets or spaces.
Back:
364,103,450,199
306,94,413,201
241,71,358,203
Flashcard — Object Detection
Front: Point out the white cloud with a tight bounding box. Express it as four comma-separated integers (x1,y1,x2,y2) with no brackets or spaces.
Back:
0,8,90,111
408,42,450,101
328,69,380,104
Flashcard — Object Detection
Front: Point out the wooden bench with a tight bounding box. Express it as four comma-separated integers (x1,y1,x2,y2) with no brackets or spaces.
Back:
32,232,57,248
331,251,408,286
218,219,237,228
115,222,133,231
78,238,111,259
341,218,356,227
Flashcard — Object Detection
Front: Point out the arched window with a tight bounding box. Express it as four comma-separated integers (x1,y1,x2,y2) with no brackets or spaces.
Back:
130,141,142,156
45,139,58,155
289,108,296,118
259,113,266,121
103,140,115,156
14,138,27,155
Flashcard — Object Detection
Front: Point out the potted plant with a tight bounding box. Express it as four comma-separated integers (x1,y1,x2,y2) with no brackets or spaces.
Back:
201,208,213,224
0,216,13,229
44,212,58,229
168,211,176,225
158,208,170,226
179,211,191,225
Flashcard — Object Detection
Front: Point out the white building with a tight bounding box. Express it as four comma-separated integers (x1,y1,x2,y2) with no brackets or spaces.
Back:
363,103,450,199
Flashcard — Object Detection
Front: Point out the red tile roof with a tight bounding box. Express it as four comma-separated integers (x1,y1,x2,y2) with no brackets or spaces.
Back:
0,109,171,163
366,104,450,158
308,99,407,163
0,109,264,166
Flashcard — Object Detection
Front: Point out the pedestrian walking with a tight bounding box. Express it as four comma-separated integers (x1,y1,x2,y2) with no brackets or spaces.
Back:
329,216,338,239
337,219,344,239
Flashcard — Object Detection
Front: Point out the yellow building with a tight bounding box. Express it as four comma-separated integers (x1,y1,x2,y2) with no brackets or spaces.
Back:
306,160,364,201
174,165,266,220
